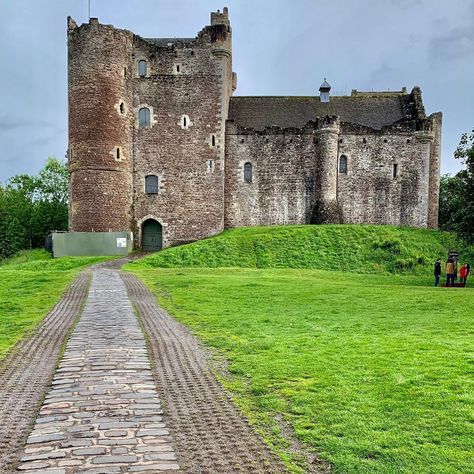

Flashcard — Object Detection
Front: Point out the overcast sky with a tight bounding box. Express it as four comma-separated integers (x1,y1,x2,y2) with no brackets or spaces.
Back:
0,0,473,182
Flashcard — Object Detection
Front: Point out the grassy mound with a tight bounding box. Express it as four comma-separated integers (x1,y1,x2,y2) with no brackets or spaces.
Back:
129,225,473,275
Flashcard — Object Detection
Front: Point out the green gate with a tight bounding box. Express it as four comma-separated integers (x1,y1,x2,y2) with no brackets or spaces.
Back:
142,219,162,251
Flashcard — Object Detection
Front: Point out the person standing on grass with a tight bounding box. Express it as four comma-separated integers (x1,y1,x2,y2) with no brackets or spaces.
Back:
460,263,469,287
445,258,455,287
434,258,441,287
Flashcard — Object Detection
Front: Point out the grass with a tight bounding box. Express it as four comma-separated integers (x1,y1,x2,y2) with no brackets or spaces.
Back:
0,250,112,360
125,225,474,473
128,225,474,275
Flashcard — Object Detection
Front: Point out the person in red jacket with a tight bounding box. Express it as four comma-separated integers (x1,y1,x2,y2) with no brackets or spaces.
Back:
460,263,469,287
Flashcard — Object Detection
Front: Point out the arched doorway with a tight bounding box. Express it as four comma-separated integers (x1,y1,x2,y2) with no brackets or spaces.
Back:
141,219,162,251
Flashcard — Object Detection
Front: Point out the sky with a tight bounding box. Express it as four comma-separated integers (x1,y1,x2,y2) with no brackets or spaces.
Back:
0,0,473,182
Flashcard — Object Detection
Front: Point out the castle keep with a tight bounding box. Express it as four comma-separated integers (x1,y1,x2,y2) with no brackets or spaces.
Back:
67,8,442,251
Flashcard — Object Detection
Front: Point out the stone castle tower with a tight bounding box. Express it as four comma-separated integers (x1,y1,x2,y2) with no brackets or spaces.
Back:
67,8,441,251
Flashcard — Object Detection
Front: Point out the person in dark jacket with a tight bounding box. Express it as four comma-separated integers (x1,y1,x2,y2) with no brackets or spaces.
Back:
445,258,455,287
434,258,441,286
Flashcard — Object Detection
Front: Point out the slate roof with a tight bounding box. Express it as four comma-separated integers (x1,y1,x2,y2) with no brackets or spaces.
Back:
228,95,410,131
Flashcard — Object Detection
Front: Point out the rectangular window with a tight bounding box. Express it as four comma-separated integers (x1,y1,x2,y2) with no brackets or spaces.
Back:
393,163,398,179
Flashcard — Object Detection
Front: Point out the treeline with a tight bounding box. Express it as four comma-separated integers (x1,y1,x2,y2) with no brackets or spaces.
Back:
439,128,474,243
0,158,68,259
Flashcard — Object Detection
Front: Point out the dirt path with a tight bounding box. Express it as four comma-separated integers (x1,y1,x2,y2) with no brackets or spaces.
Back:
0,273,90,474
122,272,289,474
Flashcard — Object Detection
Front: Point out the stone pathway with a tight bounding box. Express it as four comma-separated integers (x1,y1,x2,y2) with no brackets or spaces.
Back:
17,270,179,473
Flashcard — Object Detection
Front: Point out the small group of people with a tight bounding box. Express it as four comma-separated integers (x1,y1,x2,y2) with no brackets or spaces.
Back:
434,258,470,287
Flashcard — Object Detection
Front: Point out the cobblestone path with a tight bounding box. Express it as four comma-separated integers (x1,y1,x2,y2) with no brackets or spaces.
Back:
17,270,180,473
0,273,90,474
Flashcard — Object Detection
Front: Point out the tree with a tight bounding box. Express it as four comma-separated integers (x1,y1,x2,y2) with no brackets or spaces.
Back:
439,129,474,243
0,158,69,259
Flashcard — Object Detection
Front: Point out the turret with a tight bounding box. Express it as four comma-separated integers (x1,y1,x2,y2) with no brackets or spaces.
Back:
312,115,341,224
67,18,134,232
319,78,331,103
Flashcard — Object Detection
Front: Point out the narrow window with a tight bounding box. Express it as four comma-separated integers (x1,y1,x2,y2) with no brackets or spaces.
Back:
123,66,127,77
183,116,187,127
145,175,159,194
393,164,398,179
119,102,125,114
244,162,252,183
362,137,367,144
207,160,214,173
176,65,180,73
138,60,147,77
339,155,347,174
116,148,121,160
139,107,150,128
211,134,216,147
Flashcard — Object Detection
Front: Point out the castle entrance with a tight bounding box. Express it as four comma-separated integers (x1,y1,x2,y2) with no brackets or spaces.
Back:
141,219,162,251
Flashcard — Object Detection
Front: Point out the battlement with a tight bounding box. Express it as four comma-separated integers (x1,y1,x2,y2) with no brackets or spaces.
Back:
211,7,229,26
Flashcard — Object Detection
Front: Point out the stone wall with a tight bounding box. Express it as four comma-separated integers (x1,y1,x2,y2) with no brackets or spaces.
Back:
336,128,431,227
225,120,436,229
224,123,316,227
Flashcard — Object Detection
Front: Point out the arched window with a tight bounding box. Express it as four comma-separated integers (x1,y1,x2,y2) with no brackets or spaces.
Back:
244,162,252,183
139,107,150,128
339,155,347,174
145,175,159,194
138,60,147,77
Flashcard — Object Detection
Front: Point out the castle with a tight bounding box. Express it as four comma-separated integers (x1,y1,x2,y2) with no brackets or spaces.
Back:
67,8,442,251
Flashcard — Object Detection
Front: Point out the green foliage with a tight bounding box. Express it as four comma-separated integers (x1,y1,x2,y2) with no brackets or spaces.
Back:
128,267,474,473
439,129,474,242
128,225,473,275
0,250,110,360
0,157,68,259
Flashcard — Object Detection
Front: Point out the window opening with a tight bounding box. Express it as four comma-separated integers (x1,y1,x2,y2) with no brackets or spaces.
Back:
244,162,252,183
207,160,214,173
116,148,121,160
119,102,125,114
393,164,398,179
176,65,180,72
211,134,216,147
145,175,159,194
183,116,187,127
139,107,150,128
138,60,147,77
339,155,347,174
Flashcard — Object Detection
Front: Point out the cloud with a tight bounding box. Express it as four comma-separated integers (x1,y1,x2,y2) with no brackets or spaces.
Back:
29,129,67,147
428,1,474,63
0,118,56,132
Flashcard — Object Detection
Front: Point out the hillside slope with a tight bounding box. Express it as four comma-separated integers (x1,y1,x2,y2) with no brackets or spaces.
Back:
129,225,473,275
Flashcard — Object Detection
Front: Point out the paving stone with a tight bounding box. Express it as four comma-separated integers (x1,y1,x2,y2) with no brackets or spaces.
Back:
21,451,66,462
91,454,138,464
27,433,65,444
137,429,169,437
17,460,51,470
73,447,107,456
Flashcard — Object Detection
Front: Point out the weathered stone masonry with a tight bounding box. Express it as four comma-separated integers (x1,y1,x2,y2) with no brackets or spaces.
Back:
68,8,441,250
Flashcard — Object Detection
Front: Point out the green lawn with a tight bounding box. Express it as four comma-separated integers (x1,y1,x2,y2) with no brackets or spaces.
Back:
0,250,111,360
126,265,474,473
